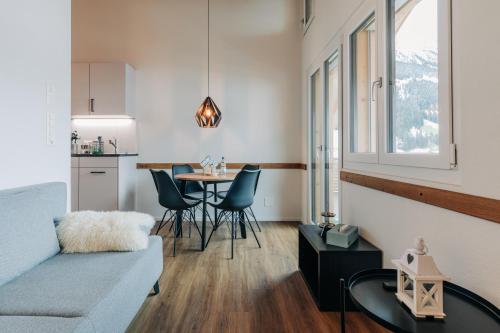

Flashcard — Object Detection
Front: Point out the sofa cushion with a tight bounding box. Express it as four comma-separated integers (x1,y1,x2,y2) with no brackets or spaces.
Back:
0,236,163,333
0,183,65,287
0,316,94,333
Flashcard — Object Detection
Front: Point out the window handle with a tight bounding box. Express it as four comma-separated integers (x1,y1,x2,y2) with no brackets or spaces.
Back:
371,77,383,102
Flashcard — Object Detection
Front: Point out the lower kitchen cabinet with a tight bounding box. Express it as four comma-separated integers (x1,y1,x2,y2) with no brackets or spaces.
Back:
71,156,137,211
79,167,118,211
71,158,79,211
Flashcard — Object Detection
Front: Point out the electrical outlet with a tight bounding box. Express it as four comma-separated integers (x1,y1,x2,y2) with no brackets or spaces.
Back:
264,196,274,207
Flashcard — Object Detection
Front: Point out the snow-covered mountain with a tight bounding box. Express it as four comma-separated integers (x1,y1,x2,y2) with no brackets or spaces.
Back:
392,49,439,153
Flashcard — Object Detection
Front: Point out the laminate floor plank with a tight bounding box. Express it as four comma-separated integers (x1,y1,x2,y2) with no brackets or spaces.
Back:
126,222,389,333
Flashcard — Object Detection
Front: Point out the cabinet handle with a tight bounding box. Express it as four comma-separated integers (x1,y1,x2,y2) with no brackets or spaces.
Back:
90,98,95,112
90,171,106,174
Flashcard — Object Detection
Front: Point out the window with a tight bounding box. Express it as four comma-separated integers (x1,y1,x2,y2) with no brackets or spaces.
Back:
310,69,321,223
388,0,439,154
383,0,453,168
343,0,453,169
324,53,341,215
308,44,343,224
350,15,377,154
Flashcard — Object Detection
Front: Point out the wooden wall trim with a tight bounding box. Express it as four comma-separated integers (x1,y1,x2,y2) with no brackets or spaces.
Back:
340,171,500,224
137,162,307,170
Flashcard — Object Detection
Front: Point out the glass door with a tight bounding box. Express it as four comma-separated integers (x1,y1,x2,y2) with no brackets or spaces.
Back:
324,52,341,217
310,69,323,224
309,49,342,224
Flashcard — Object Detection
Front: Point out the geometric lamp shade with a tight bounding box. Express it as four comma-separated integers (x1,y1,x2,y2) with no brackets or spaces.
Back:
195,96,222,128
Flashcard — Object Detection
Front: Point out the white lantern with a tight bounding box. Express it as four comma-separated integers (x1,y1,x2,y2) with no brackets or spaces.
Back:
392,237,449,319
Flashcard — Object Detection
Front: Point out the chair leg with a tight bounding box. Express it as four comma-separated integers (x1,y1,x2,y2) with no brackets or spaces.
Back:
195,205,214,227
164,212,176,233
205,206,214,226
249,206,261,232
153,281,160,295
244,210,261,248
231,212,234,259
189,209,192,238
156,209,170,235
234,214,239,239
191,210,202,238
173,211,177,257
206,210,226,247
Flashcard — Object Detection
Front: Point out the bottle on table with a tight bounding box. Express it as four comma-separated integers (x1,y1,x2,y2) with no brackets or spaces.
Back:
220,156,226,175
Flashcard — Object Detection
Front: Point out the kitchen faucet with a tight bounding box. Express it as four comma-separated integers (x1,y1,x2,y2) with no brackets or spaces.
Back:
109,137,117,154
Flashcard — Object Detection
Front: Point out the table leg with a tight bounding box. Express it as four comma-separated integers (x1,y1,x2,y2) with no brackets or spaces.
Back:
214,183,218,228
239,211,247,239
201,182,207,251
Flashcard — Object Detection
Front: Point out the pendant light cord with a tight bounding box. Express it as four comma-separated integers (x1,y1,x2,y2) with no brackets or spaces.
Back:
207,0,210,97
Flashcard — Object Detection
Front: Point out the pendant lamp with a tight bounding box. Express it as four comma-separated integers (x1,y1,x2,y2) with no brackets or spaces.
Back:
195,0,221,128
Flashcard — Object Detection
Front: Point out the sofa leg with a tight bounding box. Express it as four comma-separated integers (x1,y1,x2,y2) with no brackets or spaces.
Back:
153,281,160,295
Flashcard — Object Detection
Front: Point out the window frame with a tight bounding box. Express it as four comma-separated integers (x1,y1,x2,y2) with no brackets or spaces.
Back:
306,33,344,224
323,47,343,218
307,66,323,224
343,0,454,170
380,0,454,169
343,0,379,164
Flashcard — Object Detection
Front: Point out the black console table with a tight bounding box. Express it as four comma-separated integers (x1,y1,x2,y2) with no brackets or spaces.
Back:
298,224,382,311
342,269,500,333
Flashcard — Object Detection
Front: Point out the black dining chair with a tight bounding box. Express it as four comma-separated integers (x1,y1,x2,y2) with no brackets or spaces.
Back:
217,164,261,232
208,169,261,259
150,169,202,256
172,164,215,225
172,164,214,200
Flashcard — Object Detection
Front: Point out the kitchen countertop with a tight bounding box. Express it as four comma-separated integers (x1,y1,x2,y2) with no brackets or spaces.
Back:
72,153,139,157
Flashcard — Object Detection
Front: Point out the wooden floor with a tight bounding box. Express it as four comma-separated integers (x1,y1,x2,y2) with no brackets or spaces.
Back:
127,221,388,333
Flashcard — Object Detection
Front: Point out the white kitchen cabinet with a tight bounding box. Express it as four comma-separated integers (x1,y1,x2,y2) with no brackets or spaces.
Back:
71,63,90,116
72,156,137,212
71,157,79,211
79,167,118,211
71,62,135,117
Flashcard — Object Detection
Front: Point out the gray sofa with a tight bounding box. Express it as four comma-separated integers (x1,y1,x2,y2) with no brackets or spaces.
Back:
0,183,163,333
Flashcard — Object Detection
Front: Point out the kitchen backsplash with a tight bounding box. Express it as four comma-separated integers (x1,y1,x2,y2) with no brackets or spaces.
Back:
71,118,137,154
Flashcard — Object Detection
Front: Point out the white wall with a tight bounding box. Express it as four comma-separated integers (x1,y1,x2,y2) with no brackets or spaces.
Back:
0,0,71,197
72,0,303,221
302,0,500,306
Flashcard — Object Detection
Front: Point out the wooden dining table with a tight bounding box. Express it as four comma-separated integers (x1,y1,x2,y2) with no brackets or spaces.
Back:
174,172,245,251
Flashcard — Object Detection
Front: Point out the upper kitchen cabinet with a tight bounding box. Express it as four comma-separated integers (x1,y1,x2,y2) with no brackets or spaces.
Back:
72,63,90,115
71,62,135,117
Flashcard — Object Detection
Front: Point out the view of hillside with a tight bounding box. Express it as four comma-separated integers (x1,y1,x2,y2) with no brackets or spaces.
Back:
392,50,439,153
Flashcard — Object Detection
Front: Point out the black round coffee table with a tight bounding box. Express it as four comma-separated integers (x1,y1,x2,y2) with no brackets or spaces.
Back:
340,269,499,333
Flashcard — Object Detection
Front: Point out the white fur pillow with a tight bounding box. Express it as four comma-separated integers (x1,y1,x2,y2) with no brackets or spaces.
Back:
56,211,155,253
